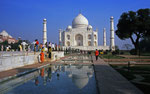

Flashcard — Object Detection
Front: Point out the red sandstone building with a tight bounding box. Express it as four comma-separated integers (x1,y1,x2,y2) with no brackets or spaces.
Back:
0,30,18,44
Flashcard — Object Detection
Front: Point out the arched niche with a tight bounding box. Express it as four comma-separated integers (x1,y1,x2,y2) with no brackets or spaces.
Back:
75,34,83,46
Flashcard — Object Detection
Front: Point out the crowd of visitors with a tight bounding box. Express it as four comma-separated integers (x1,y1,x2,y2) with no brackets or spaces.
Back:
0,39,62,63
0,39,102,63
30,39,62,63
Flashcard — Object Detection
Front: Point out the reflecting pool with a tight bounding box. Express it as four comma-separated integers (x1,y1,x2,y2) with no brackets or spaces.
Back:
60,55,93,63
0,64,98,94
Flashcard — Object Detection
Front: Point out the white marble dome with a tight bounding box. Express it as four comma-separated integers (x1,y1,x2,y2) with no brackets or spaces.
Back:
72,14,89,28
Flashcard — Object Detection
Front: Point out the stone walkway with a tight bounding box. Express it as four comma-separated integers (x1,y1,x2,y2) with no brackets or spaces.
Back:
93,57,144,94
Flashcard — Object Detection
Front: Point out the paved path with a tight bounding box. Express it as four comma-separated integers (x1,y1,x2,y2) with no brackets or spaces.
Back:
93,57,144,94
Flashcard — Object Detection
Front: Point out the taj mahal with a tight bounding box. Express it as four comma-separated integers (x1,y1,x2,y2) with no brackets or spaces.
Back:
43,13,115,51
58,13,115,51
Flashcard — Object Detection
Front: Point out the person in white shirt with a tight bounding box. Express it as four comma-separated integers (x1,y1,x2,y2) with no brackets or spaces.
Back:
52,43,55,51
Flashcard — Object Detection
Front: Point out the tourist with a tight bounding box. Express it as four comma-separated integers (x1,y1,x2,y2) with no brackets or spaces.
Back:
27,45,31,52
6,46,9,51
88,51,91,55
1,45,3,51
35,39,39,52
40,50,44,63
52,43,55,51
42,46,45,52
95,49,99,61
39,43,43,52
31,41,36,51
58,44,60,51
48,42,51,48
45,42,48,48
18,44,22,51
55,43,57,51
21,41,27,51
48,46,52,59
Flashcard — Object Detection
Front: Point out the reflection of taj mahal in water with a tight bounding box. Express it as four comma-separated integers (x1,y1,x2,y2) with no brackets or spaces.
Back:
65,65,94,89
42,65,94,89
58,13,115,51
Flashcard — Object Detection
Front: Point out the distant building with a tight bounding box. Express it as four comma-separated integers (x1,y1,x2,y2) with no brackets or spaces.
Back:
0,30,18,44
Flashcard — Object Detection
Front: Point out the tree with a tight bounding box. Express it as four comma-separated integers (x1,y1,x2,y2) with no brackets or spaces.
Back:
122,44,132,50
115,45,119,50
0,40,9,46
116,8,150,54
140,37,150,52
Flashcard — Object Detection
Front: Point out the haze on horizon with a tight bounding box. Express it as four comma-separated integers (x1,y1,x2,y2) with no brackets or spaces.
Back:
0,0,150,49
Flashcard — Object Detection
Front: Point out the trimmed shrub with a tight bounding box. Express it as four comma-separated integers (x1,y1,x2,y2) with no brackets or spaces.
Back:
130,49,137,55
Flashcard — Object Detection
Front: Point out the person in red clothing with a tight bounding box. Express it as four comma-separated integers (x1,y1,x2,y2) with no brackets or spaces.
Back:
95,49,99,61
40,50,44,63
35,39,39,52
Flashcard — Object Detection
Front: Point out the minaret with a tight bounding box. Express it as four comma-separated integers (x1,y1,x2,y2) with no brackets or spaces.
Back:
110,16,115,51
91,31,94,46
103,28,106,46
59,29,62,46
43,18,47,45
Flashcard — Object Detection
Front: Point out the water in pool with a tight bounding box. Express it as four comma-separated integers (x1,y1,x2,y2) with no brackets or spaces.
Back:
1,65,98,94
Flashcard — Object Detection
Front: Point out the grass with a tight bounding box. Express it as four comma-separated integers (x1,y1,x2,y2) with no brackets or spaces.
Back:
140,52,150,56
100,54,125,59
110,64,150,94
110,65,136,80
134,83,150,94
142,75,150,83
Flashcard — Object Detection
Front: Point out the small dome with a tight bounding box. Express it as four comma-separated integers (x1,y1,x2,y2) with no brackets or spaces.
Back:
87,25,92,29
43,18,47,21
0,30,9,37
72,14,89,28
110,16,114,19
66,25,72,30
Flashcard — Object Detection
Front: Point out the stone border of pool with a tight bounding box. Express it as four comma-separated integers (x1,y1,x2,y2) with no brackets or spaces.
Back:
0,56,70,84
93,56,144,94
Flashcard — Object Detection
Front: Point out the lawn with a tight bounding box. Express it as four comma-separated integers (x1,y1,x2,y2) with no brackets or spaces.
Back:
110,64,150,94
100,54,125,59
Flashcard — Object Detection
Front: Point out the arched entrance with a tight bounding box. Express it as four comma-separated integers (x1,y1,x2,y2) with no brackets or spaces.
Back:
75,34,83,46
67,41,70,46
